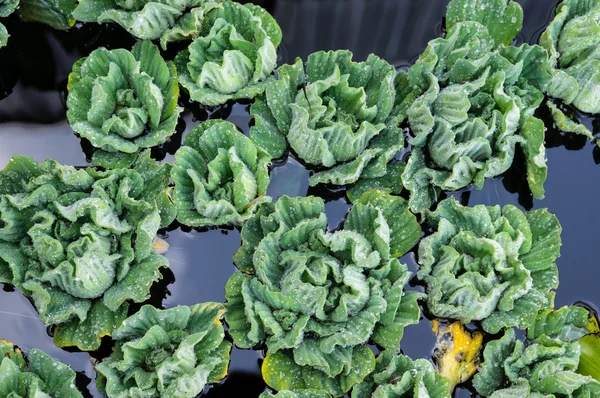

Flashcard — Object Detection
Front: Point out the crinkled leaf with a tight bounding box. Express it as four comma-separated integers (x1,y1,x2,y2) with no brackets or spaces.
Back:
0,155,172,350
446,0,523,47
96,303,231,398
418,198,560,333
18,0,77,30
0,340,83,397
172,119,271,227
352,351,451,398
175,1,281,106
262,347,375,398
474,329,600,397
260,390,331,398
67,41,182,166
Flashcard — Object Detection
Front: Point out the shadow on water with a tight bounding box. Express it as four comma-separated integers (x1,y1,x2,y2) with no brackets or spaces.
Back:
2,0,600,397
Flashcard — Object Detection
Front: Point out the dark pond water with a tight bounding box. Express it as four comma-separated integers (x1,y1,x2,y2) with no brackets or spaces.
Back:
0,1,598,397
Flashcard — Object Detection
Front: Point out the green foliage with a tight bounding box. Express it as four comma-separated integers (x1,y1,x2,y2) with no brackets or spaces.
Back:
18,0,77,30
418,198,562,333
250,50,403,189
397,22,551,212
66,40,182,168
352,351,452,398
174,1,282,105
0,0,19,47
96,303,231,398
473,329,600,397
0,340,83,397
0,152,175,350
171,119,271,227
446,0,523,47
225,191,422,396
260,390,332,398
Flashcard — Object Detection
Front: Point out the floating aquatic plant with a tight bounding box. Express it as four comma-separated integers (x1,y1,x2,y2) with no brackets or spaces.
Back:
96,303,231,398
73,0,219,49
473,328,600,397
0,0,19,47
174,0,282,106
67,40,182,168
250,50,403,189
225,190,422,396
396,20,550,212
351,351,452,398
18,0,77,30
0,151,175,350
417,197,561,334
0,340,83,397
171,119,271,228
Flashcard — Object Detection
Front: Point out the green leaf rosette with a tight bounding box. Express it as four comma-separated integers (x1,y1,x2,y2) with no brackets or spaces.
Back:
66,40,182,169
446,0,523,48
171,119,271,228
225,190,423,397
541,0,600,115
249,50,403,189
473,328,600,397
0,152,176,350
0,340,83,397
538,0,600,145
351,351,452,398
417,198,562,334
18,0,77,30
73,0,223,49
96,303,231,398
397,22,551,212
174,0,281,106
0,0,19,48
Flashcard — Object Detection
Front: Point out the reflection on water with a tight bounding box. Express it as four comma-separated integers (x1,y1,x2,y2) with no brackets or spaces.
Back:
2,0,600,397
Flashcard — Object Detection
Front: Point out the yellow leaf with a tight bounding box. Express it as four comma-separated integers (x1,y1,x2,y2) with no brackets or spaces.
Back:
432,319,484,391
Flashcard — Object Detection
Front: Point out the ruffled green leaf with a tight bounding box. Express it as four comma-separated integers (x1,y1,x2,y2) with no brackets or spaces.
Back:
262,347,375,398
0,0,18,48
174,1,281,106
541,0,600,115
547,100,597,145
0,340,83,397
249,50,403,188
352,351,452,398
473,329,600,397
0,154,173,350
171,119,271,227
225,192,422,395
18,0,77,30
418,198,561,333
399,21,550,213
446,0,523,47
96,303,231,398
67,40,182,167
347,161,404,204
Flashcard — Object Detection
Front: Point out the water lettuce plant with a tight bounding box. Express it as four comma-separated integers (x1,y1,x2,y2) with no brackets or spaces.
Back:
541,0,600,115
351,351,452,398
473,328,600,397
225,190,422,396
174,1,282,106
73,0,219,49
0,151,175,350
0,340,83,397
397,21,550,212
67,40,182,168
0,0,18,47
417,198,562,334
250,50,403,188
171,119,271,227
96,303,231,398
18,0,77,30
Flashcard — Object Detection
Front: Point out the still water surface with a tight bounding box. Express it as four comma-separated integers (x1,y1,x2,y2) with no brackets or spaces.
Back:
0,1,597,396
